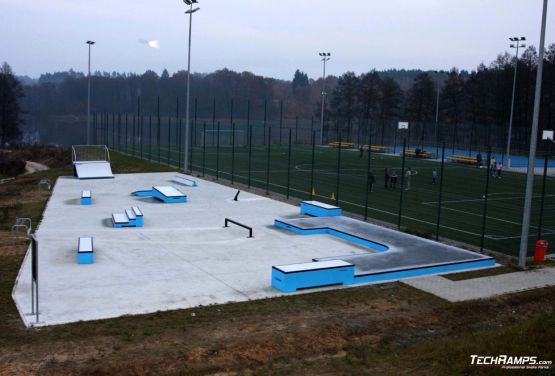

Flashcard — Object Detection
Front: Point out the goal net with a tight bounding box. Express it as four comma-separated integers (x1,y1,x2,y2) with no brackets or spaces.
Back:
200,130,246,147
72,145,111,163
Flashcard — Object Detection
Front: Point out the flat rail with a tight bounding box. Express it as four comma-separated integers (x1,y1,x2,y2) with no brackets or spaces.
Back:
224,218,253,238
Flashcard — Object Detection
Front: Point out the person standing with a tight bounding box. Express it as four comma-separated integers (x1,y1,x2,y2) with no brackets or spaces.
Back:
476,153,482,168
384,168,390,189
390,170,398,189
405,167,412,191
490,156,496,176
496,161,503,178
432,169,438,184
368,172,375,192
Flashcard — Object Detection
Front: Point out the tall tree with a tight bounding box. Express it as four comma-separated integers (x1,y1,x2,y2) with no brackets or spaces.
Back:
291,69,309,95
405,72,435,148
440,68,465,151
0,62,23,146
359,71,382,139
330,72,360,140
378,77,403,145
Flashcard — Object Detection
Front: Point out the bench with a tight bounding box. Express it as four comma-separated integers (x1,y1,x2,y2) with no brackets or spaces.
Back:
81,190,92,205
360,144,388,153
173,175,198,187
449,155,478,164
38,179,51,191
77,236,94,264
300,201,342,217
272,260,355,292
328,141,354,149
112,206,144,228
12,217,32,239
404,150,435,159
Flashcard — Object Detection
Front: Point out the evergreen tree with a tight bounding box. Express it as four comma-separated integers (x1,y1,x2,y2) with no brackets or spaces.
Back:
291,69,309,95
405,72,436,148
0,62,23,146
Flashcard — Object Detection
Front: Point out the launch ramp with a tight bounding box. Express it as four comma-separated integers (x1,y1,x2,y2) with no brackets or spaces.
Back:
72,145,114,179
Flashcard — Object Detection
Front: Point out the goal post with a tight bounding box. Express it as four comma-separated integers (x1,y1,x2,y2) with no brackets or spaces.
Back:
200,130,246,146
71,145,111,163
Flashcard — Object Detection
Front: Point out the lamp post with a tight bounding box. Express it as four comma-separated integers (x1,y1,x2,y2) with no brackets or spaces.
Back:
518,0,548,269
86,40,95,145
182,0,200,173
319,52,330,145
505,36,526,168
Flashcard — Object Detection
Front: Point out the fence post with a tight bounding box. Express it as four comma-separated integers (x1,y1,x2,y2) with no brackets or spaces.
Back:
435,142,446,240
137,95,142,158
364,132,372,221
263,99,267,146
266,127,272,193
537,142,550,240
125,113,128,153
111,112,115,148
202,121,207,177
167,118,171,166
189,119,194,172
279,100,283,144
295,116,298,144
194,97,198,146
211,96,216,146
480,147,492,251
157,96,161,163
247,100,252,188
286,128,292,199
397,139,407,230
335,132,342,206
178,118,182,169
148,116,152,161
310,130,316,200
132,115,136,157
117,113,121,151
229,99,234,145
216,121,220,180
231,122,236,185
140,115,144,159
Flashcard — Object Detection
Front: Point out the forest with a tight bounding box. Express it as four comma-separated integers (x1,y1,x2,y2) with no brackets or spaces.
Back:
16,44,555,154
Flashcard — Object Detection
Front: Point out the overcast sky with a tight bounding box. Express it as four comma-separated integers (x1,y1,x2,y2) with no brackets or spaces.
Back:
0,0,553,80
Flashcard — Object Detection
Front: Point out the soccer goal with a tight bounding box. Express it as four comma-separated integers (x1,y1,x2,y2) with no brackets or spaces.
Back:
200,130,246,147
71,145,111,163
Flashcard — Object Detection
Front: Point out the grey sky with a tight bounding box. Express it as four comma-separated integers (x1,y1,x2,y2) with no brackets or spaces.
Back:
1,0,553,80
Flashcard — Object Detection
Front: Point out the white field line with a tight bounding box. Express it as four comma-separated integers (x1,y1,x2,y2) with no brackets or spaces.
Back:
195,164,491,239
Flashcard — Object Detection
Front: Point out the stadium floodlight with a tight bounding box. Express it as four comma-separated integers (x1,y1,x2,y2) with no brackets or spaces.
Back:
86,41,95,145
319,52,331,145
519,0,547,269
505,36,526,169
182,0,200,173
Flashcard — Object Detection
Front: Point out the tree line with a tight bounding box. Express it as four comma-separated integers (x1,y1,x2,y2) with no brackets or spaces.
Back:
3,43,555,153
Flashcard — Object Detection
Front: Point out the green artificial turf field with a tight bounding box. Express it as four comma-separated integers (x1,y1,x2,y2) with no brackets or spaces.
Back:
114,141,555,257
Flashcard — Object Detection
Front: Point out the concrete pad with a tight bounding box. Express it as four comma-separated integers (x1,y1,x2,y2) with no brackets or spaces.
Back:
12,172,377,327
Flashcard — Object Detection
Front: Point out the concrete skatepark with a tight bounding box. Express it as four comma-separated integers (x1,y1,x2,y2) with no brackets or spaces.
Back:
13,170,495,327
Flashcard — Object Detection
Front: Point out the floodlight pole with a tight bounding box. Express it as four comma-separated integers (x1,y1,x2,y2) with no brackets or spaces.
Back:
518,0,548,269
86,41,95,145
505,36,526,168
183,1,199,173
319,52,330,145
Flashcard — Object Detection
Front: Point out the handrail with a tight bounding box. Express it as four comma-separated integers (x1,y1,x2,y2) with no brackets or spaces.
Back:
224,218,253,238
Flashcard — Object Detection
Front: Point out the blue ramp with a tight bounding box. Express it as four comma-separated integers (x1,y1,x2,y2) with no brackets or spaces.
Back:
272,215,495,292
132,186,187,203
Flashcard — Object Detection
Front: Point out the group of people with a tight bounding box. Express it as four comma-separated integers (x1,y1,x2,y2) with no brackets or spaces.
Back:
476,153,503,177
383,168,416,191
489,157,503,178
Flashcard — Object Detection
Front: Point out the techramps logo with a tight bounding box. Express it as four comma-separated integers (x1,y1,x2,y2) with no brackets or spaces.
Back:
470,355,552,370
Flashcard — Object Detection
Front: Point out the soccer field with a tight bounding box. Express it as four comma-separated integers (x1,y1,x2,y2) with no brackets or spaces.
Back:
119,143,555,257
